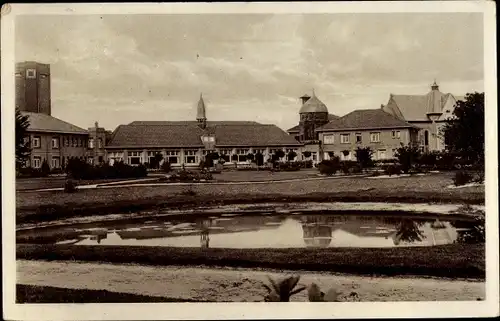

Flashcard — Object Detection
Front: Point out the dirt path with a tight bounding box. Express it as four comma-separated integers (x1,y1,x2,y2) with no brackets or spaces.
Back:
17,260,484,302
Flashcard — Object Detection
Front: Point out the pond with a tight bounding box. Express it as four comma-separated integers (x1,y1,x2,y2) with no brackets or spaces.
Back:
17,211,484,248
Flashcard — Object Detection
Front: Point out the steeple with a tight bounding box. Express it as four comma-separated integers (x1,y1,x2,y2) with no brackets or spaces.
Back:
431,79,439,91
196,93,207,129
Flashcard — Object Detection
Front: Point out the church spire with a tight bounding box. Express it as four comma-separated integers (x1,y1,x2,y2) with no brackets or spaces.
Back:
431,79,439,91
196,93,207,129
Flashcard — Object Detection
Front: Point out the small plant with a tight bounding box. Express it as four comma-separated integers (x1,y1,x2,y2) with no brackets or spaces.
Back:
63,179,77,193
262,275,306,302
307,283,342,302
453,170,473,186
384,164,402,176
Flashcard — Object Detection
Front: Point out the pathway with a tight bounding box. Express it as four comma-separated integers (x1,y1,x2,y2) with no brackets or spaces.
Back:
17,260,484,302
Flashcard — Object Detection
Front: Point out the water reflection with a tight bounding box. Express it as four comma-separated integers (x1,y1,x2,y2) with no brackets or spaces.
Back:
19,212,482,249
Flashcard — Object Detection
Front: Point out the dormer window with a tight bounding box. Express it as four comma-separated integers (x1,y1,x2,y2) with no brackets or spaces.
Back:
201,135,215,143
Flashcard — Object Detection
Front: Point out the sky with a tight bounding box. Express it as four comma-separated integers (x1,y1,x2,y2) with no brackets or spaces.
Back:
15,13,484,131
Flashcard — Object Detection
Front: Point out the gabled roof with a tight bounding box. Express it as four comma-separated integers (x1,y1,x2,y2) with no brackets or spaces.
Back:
383,90,462,121
107,121,302,148
22,112,88,135
317,109,416,132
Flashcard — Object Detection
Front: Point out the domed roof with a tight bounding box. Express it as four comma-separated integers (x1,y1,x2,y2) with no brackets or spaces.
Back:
299,91,328,113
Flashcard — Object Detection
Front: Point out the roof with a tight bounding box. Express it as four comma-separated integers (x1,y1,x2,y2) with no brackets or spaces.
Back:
317,109,416,132
22,112,88,135
382,89,462,121
107,121,302,148
299,92,328,113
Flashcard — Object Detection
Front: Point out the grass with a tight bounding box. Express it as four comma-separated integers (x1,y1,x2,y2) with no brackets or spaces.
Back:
15,177,134,191
16,284,204,303
15,173,484,225
17,243,485,280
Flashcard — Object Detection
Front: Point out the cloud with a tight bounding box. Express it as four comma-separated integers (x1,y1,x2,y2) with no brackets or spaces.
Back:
15,12,484,131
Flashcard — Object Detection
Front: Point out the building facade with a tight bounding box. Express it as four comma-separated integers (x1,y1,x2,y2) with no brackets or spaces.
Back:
22,112,90,169
316,108,419,161
16,61,51,115
105,95,303,167
382,81,463,152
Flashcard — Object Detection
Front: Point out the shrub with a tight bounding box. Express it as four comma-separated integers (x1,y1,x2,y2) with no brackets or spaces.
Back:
66,159,147,180
394,143,421,173
418,152,439,169
63,179,77,193
246,153,255,162
453,170,473,186
302,151,311,159
278,162,301,172
318,158,340,176
295,160,313,169
474,171,485,184
255,152,264,166
161,161,171,173
287,151,297,161
40,160,51,177
354,147,374,170
340,160,357,175
275,150,285,160
384,164,402,176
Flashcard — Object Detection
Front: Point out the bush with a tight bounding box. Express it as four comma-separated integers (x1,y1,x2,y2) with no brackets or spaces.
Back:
340,160,358,175
295,160,313,169
418,152,439,169
453,171,473,186
161,161,172,173
394,143,421,173
277,162,301,172
40,160,51,177
63,179,77,193
384,165,402,176
66,159,147,180
302,151,312,159
17,167,46,178
354,147,374,170
318,158,340,176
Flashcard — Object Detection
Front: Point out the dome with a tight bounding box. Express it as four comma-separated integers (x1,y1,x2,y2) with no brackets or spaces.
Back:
299,92,328,113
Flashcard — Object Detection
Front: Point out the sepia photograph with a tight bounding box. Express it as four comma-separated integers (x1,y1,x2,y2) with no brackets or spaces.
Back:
2,1,498,320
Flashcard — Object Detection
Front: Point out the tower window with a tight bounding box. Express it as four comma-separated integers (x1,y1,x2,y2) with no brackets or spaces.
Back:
26,69,37,79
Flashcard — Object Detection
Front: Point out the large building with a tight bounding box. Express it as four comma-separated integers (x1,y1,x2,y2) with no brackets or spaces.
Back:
16,61,107,169
316,108,420,161
16,61,51,115
105,94,303,167
22,112,91,169
382,81,464,152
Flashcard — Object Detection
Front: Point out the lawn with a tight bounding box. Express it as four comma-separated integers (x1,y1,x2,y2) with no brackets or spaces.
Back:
17,243,485,280
15,177,134,191
16,284,203,303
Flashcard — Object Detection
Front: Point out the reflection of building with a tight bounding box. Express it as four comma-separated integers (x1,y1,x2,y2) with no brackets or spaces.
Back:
302,223,332,248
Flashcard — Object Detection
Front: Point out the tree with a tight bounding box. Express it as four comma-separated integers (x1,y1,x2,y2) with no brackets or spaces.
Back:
275,150,285,160
302,151,311,158
150,153,163,169
441,92,484,165
355,147,373,170
255,152,264,166
287,151,297,161
246,153,255,162
394,143,421,173
15,108,31,169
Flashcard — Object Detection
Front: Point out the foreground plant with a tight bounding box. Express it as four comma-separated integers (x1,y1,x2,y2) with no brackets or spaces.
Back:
262,275,306,302
307,283,342,302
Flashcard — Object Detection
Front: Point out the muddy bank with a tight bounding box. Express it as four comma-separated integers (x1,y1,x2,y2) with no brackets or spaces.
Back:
17,260,485,302
17,244,485,280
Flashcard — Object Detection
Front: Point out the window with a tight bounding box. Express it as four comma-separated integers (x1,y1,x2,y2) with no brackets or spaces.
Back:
165,150,179,164
370,132,381,143
340,134,350,144
392,131,401,139
98,138,103,148
355,133,362,143
89,138,94,148
26,69,36,78
128,151,142,165
236,149,249,162
323,134,335,145
312,152,317,161
51,137,59,149
64,137,69,147
219,149,232,162
33,157,41,168
254,149,265,154
51,157,60,169
32,136,41,148
378,149,387,160
184,150,198,164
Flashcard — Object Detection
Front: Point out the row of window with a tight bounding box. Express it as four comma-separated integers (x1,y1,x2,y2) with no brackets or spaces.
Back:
330,148,398,161
30,155,92,168
29,136,103,149
323,131,401,145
